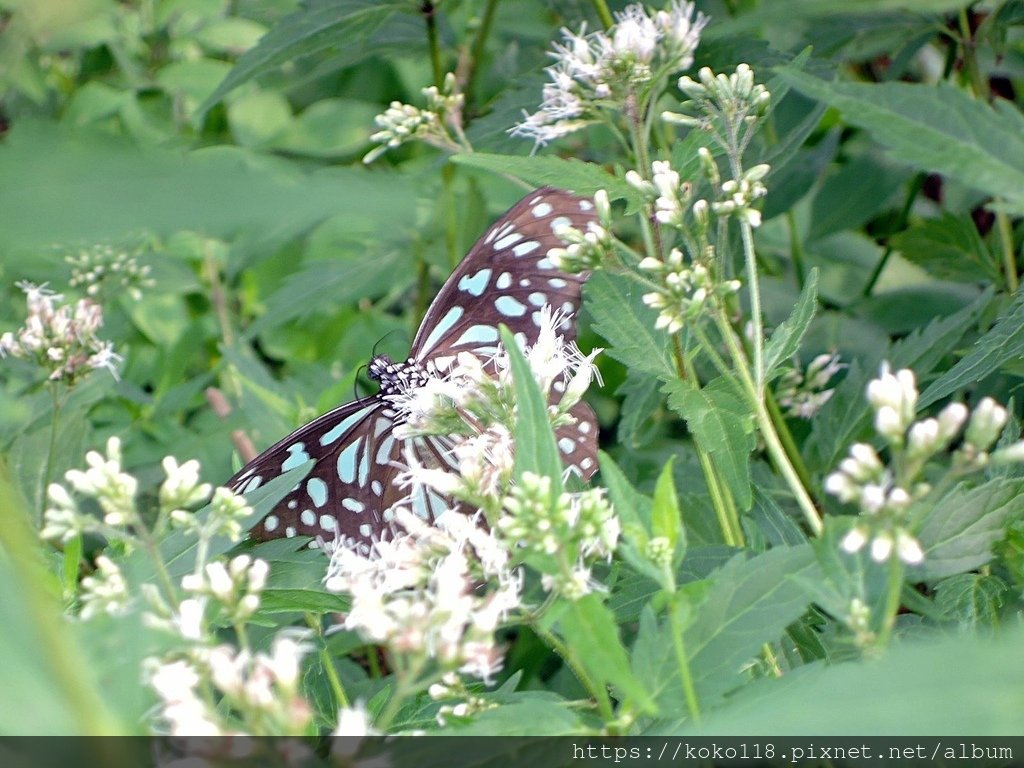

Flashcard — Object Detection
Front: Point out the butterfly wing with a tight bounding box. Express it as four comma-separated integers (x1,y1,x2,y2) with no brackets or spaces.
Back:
410,187,598,363
229,187,601,545
229,398,396,546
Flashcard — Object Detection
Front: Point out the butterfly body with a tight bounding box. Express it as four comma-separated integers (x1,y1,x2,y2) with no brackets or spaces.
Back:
229,188,599,550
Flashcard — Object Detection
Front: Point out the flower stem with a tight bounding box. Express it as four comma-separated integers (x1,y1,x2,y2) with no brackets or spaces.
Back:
996,209,1019,293
876,555,904,647
464,0,498,108
306,613,350,709
530,618,616,727
738,219,765,393
668,595,701,725
40,383,64,526
589,0,614,29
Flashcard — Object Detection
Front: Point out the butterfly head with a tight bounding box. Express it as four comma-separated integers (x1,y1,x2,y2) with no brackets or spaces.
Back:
368,354,432,397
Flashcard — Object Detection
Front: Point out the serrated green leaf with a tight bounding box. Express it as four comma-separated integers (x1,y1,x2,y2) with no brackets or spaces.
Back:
557,593,656,712
637,546,818,713
891,213,999,283
198,0,416,116
779,71,1024,209
764,268,819,382
445,700,584,735
585,271,674,378
916,478,1024,581
664,378,756,511
451,153,641,207
501,326,562,490
933,573,1007,626
257,589,349,615
616,370,663,448
919,291,1024,410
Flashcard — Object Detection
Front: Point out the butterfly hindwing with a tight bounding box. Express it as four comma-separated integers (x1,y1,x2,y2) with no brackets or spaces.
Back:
411,188,598,362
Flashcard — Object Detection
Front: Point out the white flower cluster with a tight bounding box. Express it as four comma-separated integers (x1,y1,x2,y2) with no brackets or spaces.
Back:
500,472,619,599
78,555,130,619
325,508,522,683
827,363,1024,565
180,555,269,624
626,160,694,228
776,352,845,419
0,281,121,382
511,1,708,146
66,241,154,300
145,633,313,736
364,73,466,163
391,306,601,501
639,247,741,333
711,163,769,228
42,438,250,548
429,672,497,726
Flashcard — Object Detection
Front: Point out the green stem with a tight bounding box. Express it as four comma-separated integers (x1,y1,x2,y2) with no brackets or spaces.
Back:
785,210,806,289
423,2,444,87
375,654,429,731
765,388,815,494
996,210,1019,293
862,174,924,298
716,313,822,535
957,8,988,99
876,554,904,647
589,0,614,29
464,0,498,109
669,595,701,725
306,613,350,709
531,619,615,726
738,219,765,393
40,384,64,527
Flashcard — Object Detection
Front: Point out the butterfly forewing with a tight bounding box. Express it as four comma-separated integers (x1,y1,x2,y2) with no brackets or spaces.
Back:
229,187,600,547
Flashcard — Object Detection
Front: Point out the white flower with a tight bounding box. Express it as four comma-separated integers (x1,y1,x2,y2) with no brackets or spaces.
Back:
334,702,379,737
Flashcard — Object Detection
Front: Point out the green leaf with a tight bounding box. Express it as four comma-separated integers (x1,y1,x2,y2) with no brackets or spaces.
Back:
779,71,1024,210
933,573,1007,627
807,156,907,242
652,456,683,557
891,213,999,283
258,589,349,615
451,153,641,207
445,700,584,735
919,291,1024,410
616,370,663,448
637,546,818,714
764,268,819,382
501,326,562,490
915,478,1024,581
666,624,1024,735
198,0,417,116
664,378,756,511
557,593,656,712
585,271,674,378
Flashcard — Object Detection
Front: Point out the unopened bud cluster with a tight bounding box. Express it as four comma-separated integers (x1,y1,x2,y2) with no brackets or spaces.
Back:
66,241,154,300
364,73,466,163
181,555,269,623
776,353,844,419
499,472,619,600
828,363,1024,566
667,63,771,129
639,247,741,333
547,196,614,274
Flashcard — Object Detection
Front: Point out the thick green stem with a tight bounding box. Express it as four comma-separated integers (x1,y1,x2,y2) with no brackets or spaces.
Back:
423,2,444,87
531,619,615,727
785,210,806,289
765,389,815,494
464,0,498,109
669,595,701,725
306,613,350,710
739,220,765,393
996,210,1019,293
589,0,614,29
876,554,904,647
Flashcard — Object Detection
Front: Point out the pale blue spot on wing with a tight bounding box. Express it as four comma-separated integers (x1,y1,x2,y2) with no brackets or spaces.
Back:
458,268,492,297
307,477,328,508
528,292,547,306
376,436,396,466
418,306,464,356
532,202,553,217
320,515,337,531
358,448,370,488
512,240,540,257
551,215,571,232
495,295,527,317
495,231,524,250
282,442,310,472
300,509,316,526
243,475,262,493
336,437,363,483
496,272,512,289
453,325,499,347
411,487,430,519
548,278,567,289
320,407,373,447
342,498,365,513
558,437,576,454
537,257,555,270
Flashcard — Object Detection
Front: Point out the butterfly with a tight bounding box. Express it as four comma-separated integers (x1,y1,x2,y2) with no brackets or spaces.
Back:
228,187,600,551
